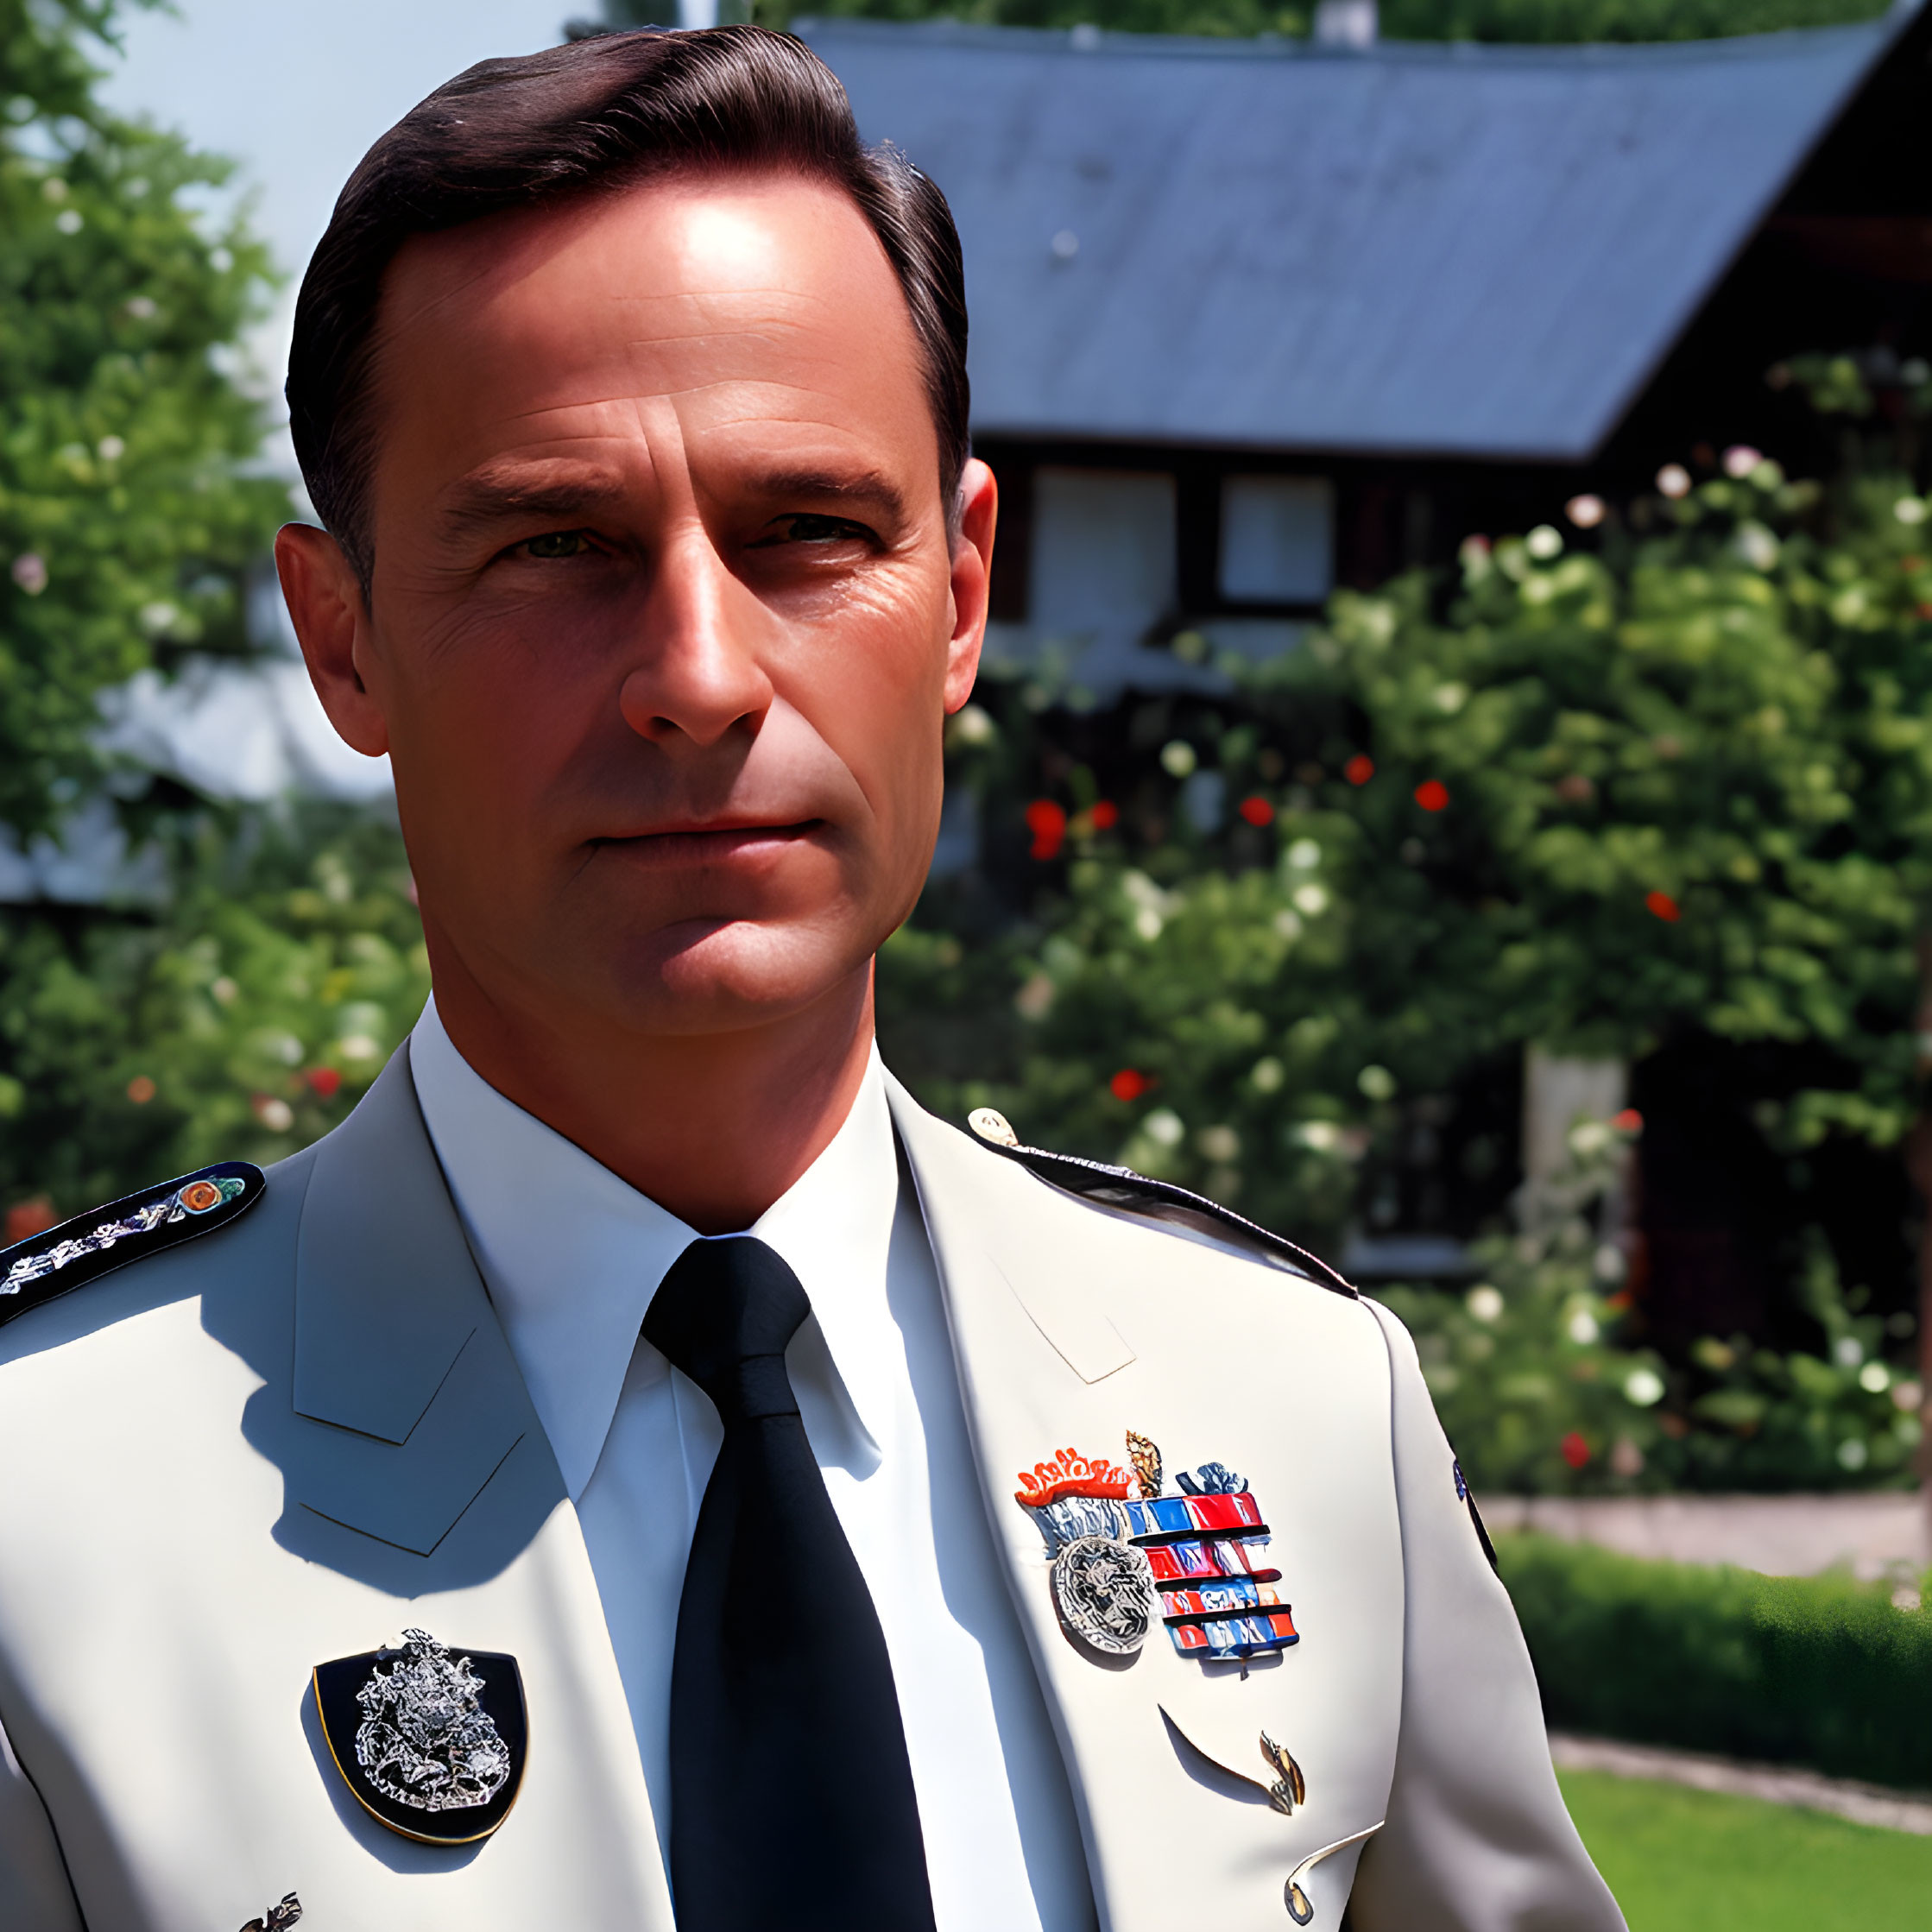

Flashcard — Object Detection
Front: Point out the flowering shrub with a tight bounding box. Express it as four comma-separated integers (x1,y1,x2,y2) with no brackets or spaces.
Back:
0,808,428,1220
1376,1123,1923,1493
881,372,1932,1489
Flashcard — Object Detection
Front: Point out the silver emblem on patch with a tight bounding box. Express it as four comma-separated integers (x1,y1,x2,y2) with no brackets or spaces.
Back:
1051,1534,1156,1656
352,1629,513,1815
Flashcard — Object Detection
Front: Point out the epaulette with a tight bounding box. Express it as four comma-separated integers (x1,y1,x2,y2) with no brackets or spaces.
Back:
0,1162,265,1331
965,1109,1356,1299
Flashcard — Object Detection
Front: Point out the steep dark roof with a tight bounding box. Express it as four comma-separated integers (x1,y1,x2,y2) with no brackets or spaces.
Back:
798,12,1912,461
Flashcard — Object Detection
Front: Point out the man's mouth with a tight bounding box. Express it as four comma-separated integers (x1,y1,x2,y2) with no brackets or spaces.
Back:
588,821,824,865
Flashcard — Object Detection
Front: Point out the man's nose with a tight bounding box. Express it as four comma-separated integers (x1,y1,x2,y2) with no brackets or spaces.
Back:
617,522,774,751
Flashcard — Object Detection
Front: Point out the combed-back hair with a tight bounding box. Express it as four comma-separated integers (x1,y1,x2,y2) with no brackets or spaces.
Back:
287,26,969,589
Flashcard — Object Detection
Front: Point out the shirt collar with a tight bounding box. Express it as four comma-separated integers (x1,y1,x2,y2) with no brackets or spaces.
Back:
407,997,896,1498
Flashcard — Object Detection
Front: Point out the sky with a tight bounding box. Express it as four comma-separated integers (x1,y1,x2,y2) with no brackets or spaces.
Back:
96,0,585,459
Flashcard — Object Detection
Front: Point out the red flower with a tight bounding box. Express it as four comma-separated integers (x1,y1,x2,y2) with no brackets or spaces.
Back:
306,1067,344,1100
1344,754,1375,786
1025,799,1067,861
1090,799,1120,830
1414,780,1449,813
1560,1431,1591,1470
4,1197,57,1243
1645,890,1681,923
1613,1108,1643,1133
1109,1068,1150,1102
1238,794,1275,827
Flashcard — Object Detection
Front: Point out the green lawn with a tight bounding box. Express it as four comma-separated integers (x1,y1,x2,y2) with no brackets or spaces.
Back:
1560,1770,1932,1931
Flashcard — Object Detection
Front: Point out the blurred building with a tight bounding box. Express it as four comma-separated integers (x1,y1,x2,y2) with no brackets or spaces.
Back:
802,4,1932,703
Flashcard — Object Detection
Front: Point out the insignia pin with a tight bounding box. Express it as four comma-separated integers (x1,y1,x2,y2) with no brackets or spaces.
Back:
238,1894,301,1932
313,1630,527,1846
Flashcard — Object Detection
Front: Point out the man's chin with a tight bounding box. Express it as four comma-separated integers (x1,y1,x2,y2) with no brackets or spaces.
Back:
597,915,868,1036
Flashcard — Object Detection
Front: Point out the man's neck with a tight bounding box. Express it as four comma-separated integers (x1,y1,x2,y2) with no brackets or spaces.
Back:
426,965,878,1236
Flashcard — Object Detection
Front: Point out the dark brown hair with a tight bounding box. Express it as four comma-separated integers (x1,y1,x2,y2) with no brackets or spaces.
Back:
287,26,969,588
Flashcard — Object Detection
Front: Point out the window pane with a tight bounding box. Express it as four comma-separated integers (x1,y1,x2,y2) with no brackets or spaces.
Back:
1030,468,1178,628
1219,475,1334,604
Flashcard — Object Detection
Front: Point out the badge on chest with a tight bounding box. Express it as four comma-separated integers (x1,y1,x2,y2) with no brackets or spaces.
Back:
312,1630,528,1846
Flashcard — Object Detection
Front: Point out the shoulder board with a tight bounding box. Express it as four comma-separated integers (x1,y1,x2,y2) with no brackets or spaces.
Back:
964,1109,1356,1299
0,1161,265,1332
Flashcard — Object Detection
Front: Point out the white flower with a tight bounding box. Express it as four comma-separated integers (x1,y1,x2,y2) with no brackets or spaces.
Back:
338,1034,380,1061
1143,1108,1184,1149
947,703,994,746
1357,1064,1395,1102
1286,838,1322,870
1466,1285,1505,1323
54,209,81,235
1159,740,1196,778
1656,464,1691,499
96,435,123,462
9,553,47,596
1722,445,1762,478
1525,524,1563,560
1197,1124,1241,1163
1733,521,1780,572
1836,1438,1869,1472
1250,1057,1285,1094
1565,495,1606,529
1833,1335,1864,1369
1292,882,1328,917
1294,1121,1342,1153
1858,1361,1891,1394
1894,496,1929,526
1567,1310,1601,1346
1623,1367,1666,1408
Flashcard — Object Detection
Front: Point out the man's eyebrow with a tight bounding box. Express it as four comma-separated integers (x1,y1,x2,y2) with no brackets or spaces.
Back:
753,467,909,525
434,469,632,540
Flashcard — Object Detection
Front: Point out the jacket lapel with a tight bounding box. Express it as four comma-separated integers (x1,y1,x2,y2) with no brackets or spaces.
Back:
888,1074,1404,1932
287,1045,552,1556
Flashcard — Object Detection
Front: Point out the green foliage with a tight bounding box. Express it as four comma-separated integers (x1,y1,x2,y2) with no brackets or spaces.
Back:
761,0,1885,45
892,433,1932,1225
1380,0,1886,41
1285,449,1932,1142
878,384,1932,1492
0,808,429,1218
1502,1531,1932,1789
1379,1130,1923,1493
0,0,287,834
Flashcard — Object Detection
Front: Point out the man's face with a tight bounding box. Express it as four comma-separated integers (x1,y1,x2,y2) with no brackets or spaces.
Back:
290,173,989,1044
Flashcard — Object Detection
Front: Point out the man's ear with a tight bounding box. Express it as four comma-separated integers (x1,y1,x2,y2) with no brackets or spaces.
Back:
275,522,390,758
944,458,997,715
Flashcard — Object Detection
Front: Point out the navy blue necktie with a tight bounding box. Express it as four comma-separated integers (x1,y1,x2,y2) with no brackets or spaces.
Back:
642,1235,938,1931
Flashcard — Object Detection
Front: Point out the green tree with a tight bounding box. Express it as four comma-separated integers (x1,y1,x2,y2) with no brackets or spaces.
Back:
756,0,1885,46
0,0,287,835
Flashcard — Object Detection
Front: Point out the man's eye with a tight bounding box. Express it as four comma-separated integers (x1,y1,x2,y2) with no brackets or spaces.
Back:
753,514,874,548
519,530,595,559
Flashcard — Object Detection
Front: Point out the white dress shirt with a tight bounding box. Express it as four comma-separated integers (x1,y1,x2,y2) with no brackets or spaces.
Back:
409,1000,1095,1931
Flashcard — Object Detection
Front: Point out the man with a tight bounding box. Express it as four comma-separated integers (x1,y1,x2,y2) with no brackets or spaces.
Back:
0,27,1623,1932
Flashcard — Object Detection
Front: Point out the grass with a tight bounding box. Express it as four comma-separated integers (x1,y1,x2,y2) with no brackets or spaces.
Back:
1559,1771,1932,1930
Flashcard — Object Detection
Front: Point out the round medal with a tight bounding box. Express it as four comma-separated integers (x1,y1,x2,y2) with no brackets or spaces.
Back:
1051,1535,1155,1657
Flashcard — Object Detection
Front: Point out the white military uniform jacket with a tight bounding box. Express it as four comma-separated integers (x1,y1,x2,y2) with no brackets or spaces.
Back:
0,1048,1623,1932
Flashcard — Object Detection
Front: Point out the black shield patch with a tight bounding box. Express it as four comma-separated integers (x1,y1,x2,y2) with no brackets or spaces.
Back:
312,1629,527,1846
